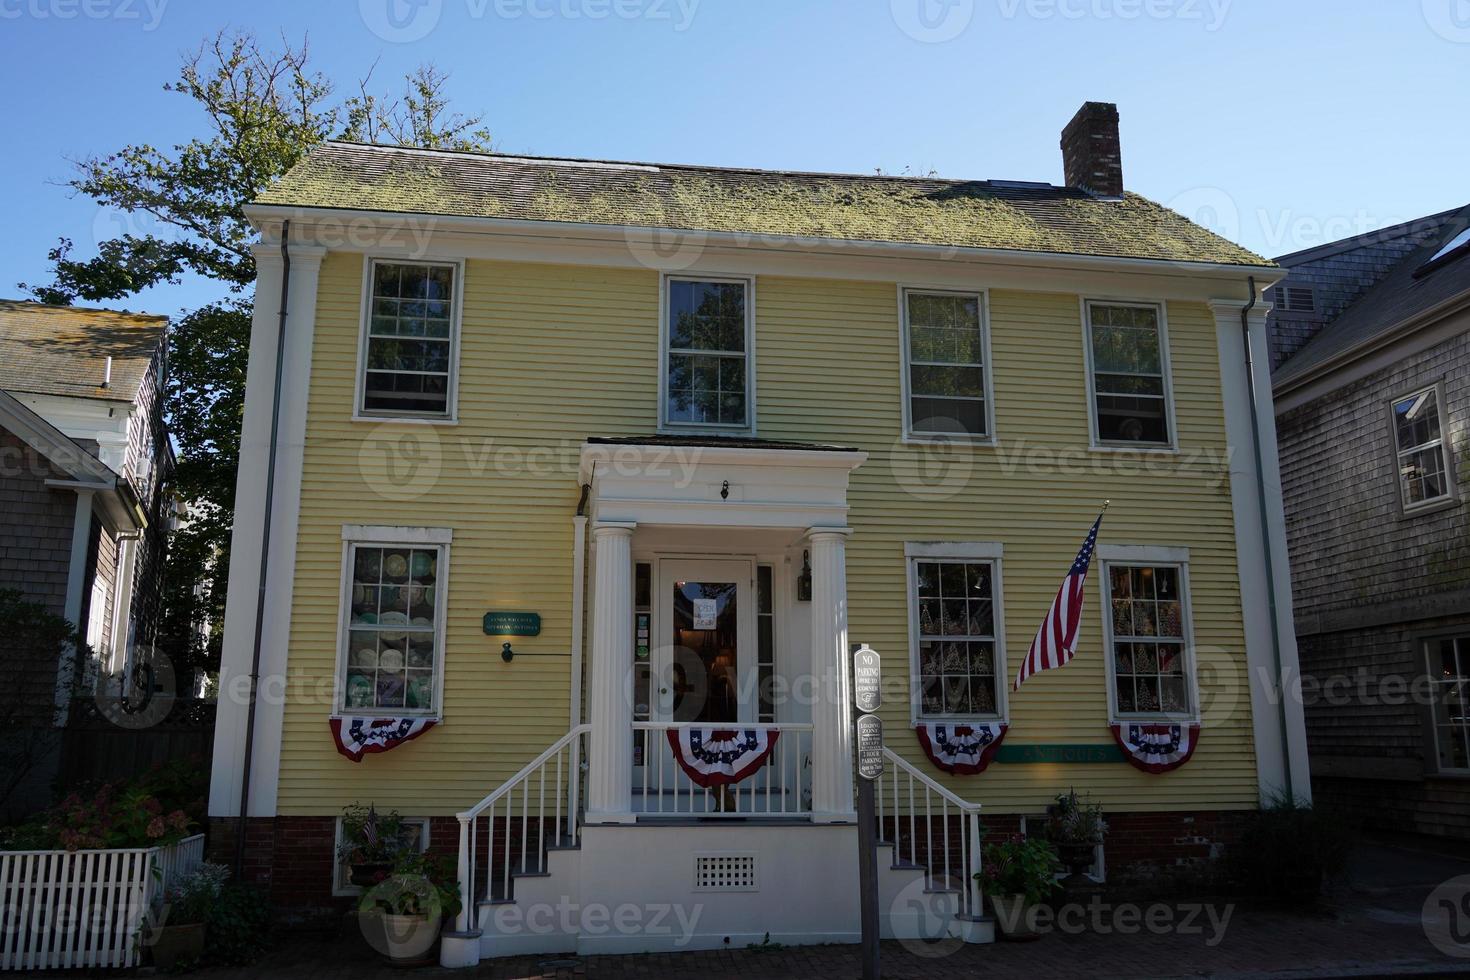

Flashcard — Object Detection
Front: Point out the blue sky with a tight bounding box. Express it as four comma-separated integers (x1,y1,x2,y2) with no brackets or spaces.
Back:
1,0,1466,316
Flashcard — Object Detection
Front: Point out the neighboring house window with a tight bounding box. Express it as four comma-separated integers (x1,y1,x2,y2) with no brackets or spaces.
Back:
339,527,450,716
1391,385,1455,510
1084,301,1173,447
360,260,458,419
1427,634,1470,772
902,289,991,439
1103,562,1193,718
909,554,1004,718
662,276,752,430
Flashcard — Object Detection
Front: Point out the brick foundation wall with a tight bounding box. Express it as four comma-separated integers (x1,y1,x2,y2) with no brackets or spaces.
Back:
222,808,1249,916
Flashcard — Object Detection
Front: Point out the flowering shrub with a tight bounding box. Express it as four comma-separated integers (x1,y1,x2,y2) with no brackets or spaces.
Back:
159,863,231,927
977,834,1061,906
0,760,204,851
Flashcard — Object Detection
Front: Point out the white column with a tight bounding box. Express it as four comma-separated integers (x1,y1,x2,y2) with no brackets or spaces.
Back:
807,526,855,822
586,521,636,822
1210,298,1312,803
53,489,97,722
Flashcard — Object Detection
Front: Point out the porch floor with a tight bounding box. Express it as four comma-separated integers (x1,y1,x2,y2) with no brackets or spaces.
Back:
136,840,1470,979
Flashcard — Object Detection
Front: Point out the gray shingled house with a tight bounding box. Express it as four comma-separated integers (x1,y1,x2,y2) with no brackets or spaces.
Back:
0,300,175,816
1270,205,1470,840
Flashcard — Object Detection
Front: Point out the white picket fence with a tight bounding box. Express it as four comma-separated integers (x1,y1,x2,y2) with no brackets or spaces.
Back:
0,834,205,970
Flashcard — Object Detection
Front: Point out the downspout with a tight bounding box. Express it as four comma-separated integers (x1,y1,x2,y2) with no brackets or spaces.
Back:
235,221,291,872
570,479,592,729
1239,275,1295,803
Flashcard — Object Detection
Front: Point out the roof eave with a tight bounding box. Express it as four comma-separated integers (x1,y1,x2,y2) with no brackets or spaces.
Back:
244,202,1280,282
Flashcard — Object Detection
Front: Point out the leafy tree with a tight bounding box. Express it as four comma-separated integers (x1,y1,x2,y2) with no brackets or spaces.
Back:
22,31,493,675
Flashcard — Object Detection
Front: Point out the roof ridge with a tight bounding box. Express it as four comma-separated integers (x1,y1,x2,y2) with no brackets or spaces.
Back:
0,297,168,322
317,139,1064,190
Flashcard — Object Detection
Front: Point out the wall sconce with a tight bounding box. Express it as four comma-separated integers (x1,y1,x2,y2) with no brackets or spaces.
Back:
501,642,514,662
796,550,812,602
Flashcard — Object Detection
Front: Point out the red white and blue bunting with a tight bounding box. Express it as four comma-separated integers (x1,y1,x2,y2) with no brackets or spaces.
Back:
330,716,437,763
914,722,1008,775
666,728,779,788
1110,722,1200,774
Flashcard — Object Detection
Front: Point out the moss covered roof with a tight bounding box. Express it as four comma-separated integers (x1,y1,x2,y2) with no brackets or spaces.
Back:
257,142,1271,267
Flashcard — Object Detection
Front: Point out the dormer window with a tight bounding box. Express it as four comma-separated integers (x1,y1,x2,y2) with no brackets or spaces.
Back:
661,276,754,431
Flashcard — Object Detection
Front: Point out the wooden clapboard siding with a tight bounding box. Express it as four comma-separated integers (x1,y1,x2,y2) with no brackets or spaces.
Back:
276,254,1256,815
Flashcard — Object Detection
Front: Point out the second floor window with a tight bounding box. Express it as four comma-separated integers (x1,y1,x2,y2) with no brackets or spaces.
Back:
903,289,990,439
1391,385,1454,510
360,260,458,419
1085,301,1172,447
663,276,752,430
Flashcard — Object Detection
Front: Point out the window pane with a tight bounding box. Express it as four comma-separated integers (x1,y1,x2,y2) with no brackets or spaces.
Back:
668,280,745,352
343,544,442,713
910,396,986,437
910,364,985,399
1095,393,1169,443
1400,446,1448,505
908,293,982,365
1393,390,1441,451
1091,325,1161,374
1089,304,1168,444
364,264,455,418
1110,565,1191,717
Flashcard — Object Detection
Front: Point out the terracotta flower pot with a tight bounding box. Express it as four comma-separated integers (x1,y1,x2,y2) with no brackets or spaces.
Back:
988,893,1041,941
381,912,442,965
149,922,206,969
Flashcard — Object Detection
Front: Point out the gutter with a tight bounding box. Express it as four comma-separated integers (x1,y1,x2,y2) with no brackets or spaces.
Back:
570,479,592,730
244,203,1283,283
235,221,291,872
1239,276,1295,803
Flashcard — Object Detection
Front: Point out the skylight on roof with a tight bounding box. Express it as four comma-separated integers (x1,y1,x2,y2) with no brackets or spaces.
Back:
1428,228,1470,265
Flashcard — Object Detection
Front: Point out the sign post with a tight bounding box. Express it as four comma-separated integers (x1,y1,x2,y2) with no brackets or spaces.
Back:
852,645,883,980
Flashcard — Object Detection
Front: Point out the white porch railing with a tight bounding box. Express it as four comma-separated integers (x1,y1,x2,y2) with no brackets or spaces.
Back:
454,725,590,932
879,748,984,918
0,833,205,971
632,722,813,818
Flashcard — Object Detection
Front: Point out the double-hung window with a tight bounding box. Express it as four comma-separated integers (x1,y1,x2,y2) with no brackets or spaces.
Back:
360,260,459,419
1103,560,1194,718
1084,301,1173,447
1391,384,1456,510
902,289,991,439
339,527,450,717
909,550,1005,719
1426,634,1470,772
662,276,753,430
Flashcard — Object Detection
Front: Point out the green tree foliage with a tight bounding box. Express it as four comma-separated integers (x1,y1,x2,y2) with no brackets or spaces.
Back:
21,31,493,673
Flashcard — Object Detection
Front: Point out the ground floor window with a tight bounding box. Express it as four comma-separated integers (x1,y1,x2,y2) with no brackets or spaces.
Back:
909,554,1003,719
1427,634,1470,772
333,815,429,895
339,526,450,717
1103,561,1194,718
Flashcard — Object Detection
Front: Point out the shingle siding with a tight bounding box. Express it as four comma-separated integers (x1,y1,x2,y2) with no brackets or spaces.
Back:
1276,322,1470,839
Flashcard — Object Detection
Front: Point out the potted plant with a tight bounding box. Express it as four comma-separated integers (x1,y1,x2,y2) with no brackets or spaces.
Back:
148,863,230,968
338,804,410,887
977,834,1060,941
358,850,462,966
1048,788,1107,885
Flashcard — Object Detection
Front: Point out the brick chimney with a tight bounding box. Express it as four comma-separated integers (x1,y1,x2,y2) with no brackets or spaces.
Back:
1061,102,1123,198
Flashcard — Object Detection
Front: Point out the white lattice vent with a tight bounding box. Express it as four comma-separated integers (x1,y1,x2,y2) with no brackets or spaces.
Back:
694,853,757,891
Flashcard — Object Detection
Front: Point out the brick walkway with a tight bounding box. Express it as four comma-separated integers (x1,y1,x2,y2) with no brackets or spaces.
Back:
177,842,1470,979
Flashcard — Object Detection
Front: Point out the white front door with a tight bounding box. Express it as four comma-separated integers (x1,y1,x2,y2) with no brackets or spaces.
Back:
653,558,756,725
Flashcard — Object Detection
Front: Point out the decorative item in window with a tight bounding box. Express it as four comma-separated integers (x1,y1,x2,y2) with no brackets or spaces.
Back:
796,549,812,602
914,557,1000,716
666,728,779,788
331,716,438,762
344,544,441,714
1105,560,1192,716
914,721,1008,775
1109,722,1199,773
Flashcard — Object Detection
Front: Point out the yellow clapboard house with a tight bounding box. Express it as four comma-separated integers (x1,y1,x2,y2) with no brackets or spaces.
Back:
208,102,1309,961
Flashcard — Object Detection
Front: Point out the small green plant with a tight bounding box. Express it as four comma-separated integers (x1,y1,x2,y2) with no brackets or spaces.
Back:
337,803,412,866
746,932,787,952
977,834,1061,906
1048,788,1107,845
1228,793,1354,903
161,863,231,927
360,849,462,920
203,883,272,965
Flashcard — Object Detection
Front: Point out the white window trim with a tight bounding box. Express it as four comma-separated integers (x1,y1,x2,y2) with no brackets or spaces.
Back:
1099,555,1200,725
332,525,453,720
905,547,1009,726
898,286,996,446
657,273,757,434
1388,381,1459,515
1422,632,1470,776
353,256,465,424
332,815,430,896
1080,297,1179,453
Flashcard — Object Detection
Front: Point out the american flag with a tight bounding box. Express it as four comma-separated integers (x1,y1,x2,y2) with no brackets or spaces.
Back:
1014,510,1106,691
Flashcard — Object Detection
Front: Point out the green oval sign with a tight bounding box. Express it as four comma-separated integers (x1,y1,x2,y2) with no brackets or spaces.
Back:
483,612,541,636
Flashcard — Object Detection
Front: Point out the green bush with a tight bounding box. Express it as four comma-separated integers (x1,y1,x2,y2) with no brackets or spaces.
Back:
1228,794,1354,903
203,883,272,965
